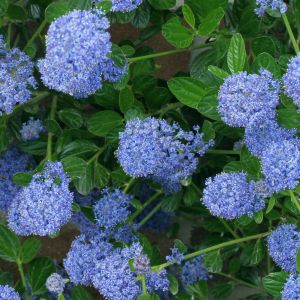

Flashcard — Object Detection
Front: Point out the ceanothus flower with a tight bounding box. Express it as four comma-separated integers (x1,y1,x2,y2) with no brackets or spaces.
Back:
0,148,33,211
8,161,74,236
166,246,184,265
102,58,128,83
282,274,300,300
267,224,300,273
95,0,144,12
245,118,297,157
283,54,300,107
202,172,266,220
46,273,66,294
117,117,214,194
93,188,132,228
20,117,44,141
92,242,169,300
181,256,210,285
261,140,300,192
64,233,113,286
255,0,287,16
218,70,280,127
38,9,125,98
0,35,37,115
0,285,20,300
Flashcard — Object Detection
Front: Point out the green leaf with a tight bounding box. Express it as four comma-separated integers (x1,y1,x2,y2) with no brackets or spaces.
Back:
0,224,20,262
95,0,112,12
204,250,223,272
71,286,93,300
182,4,195,29
58,109,84,129
277,109,300,128
198,7,224,36
174,239,188,254
251,36,277,57
45,1,69,22
94,163,110,189
58,294,65,300
262,272,289,297
12,172,32,186
61,157,87,179
161,192,183,212
227,33,246,73
162,17,194,48
61,140,99,158
74,163,94,195
0,271,13,286
28,257,56,295
7,4,27,21
208,65,229,79
137,295,151,300
211,283,234,300
87,111,123,137
0,0,8,17
254,210,264,224
20,238,41,263
297,247,300,273
250,239,264,265
197,94,221,120
168,77,206,108
168,274,179,295
68,0,91,10
251,52,281,77
119,87,135,113
148,0,176,10
266,196,276,214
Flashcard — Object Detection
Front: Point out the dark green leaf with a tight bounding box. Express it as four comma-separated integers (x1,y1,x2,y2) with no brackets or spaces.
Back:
198,8,224,36
277,109,300,128
7,4,27,21
61,140,99,158
58,109,84,129
0,224,20,262
74,163,94,195
168,273,179,295
204,250,223,272
45,1,69,22
13,173,32,186
71,286,93,300
197,94,221,120
0,0,8,17
250,239,264,265
262,272,289,297
21,238,41,263
251,52,281,77
94,163,110,189
119,87,135,113
61,157,87,179
227,33,246,73
211,283,234,300
148,0,176,10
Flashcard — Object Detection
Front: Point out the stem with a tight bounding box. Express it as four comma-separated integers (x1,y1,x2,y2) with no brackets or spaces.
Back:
154,103,184,118
138,201,162,228
123,177,136,194
152,232,269,271
17,260,31,300
141,274,147,294
87,145,108,164
7,23,12,49
128,43,214,63
24,19,47,51
128,190,162,224
282,13,300,54
207,149,240,155
218,218,241,240
46,96,58,161
289,190,300,214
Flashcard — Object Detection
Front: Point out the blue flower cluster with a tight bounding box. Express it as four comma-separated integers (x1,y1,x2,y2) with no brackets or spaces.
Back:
267,224,300,273
282,274,300,300
0,35,36,115
255,0,287,16
0,148,33,211
20,118,44,142
166,246,184,265
8,161,73,236
46,273,66,294
284,54,300,107
38,10,126,99
218,70,280,127
202,172,266,220
64,235,169,300
0,285,20,300
181,256,210,285
95,0,144,12
118,117,214,194
94,188,132,228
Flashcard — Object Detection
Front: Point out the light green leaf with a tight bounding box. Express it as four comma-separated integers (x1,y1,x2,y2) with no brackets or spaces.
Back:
45,1,68,22
227,33,246,73
198,7,224,36
262,272,289,297
182,4,195,29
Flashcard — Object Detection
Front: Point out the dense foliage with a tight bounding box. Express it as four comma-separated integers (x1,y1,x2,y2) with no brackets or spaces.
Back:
0,0,300,299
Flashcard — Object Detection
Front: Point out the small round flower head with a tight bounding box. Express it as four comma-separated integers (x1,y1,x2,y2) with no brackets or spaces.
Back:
95,0,144,12
46,273,65,294
283,54,300,107
102,58,128,83
166,246,184,265
64,233,113,286
38,9,111,98
0,36,36,115
261,140,300,192
282,274,300,300
0,148,33,211
133,254,150,275
117,117,214,194
94,188,132,228
20,118,44,142
267,224,300,273
245,118,297,157
181,256,210,285
255,0,287,16
0,285,20,300
218,70,280,127
202,172,265,220
8,161,74,236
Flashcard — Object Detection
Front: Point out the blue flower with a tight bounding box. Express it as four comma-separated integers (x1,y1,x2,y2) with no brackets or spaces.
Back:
0,35,36,115
218,70,280,127
0,148,33,211
261,140,300,192
282,274,300,300
94,188,132,228
38,10,125,98
267,224,300,273
20,118,44,141
166,246,184,265
46,273,66,294
255,0,287,16
245,118,297,157
95,0,144,12
202,172,266,220
0,285,20,300
181,256,210,285
8,161,73,236
117,117,214,194
283,54,300,107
